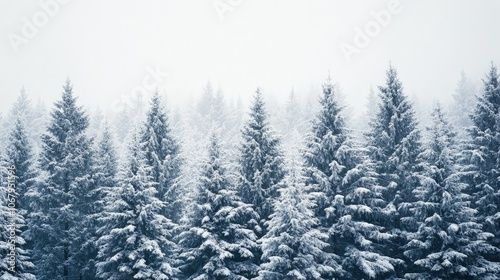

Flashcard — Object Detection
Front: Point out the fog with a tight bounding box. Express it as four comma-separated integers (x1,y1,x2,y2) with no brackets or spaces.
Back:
4,2,500,279
1,0,500,116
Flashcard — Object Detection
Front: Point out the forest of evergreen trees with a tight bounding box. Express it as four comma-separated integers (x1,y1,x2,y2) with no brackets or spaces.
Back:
0,64,499,279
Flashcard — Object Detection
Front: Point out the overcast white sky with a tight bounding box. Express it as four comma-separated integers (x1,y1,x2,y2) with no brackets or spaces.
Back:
1,0,499,115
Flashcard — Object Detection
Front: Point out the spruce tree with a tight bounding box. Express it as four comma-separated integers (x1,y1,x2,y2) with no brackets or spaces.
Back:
5,119,38,211
404,104,500,279
238,89,286,230
236,89,286,276
7,89,47,155
366,66,422,201
74,121,119,279
2,120,37,280
8,89,32,131
0,119,36,279
140,91,183,222
0,181,34,280
279,88,303,137
212,87,227,129
450,71,477,130
31,79,95,279
258,159,338,280
303,77,402,278
96,131,178,280
277,89,308,161
94,122,118,193
303,77,350,228
463,63,500,262
357,86,379,137
365,66,423,276
178,133,259,279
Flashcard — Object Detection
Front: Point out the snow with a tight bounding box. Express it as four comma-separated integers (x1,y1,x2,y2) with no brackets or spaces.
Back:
5,65,500,280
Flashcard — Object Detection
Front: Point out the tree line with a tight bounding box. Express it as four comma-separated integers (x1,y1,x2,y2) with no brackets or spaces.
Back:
1,64,499,279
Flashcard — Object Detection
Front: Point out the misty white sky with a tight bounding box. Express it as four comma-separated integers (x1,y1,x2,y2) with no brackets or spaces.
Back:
1,0,499,116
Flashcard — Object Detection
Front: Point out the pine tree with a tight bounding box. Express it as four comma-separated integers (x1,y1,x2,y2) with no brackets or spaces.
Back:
0,185,34,280
281,88,302,135
235,90,286,276
178,133,260,279
31,99,49,156
198,81,215,119
5,119,38,211
96,131,178,280
140,91,183,222
277,88,307,159
303,77,350,228
94,122,118,192
212,87,227,129
366,66,422,199
8,89,33,133
462,63,500,262
7,89,46,156
188,81,220,141
357,86,379,137
303,77,402,278
238,89,286,231
73,121,119,279
30,79,95,279
450,71,477,130
404,104,500,279
365,66,423,276
258,158,338,280
330,160,405,280
0,120,36,279
88,107,105,138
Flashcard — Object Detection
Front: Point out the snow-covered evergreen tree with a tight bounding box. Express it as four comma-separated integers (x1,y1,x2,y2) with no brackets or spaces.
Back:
258,158,338,280
404,103,500,279
0,118,36,279
234,90,286,276
186,82,229,145
450,71,477,130
30,79,95,280
366,66,422,200
96,130,178,280
212,87,227,128
238,89,286,231
277,88,303,136
94,122,118,191
8,88,31,126
187,83,238,150
6,89,47,157
303,77,402,278
353,86,379,140
330,159,405,279
0,184,34,280
303,77,350,228
365,66,423,276
178,133,260,279
198,81,215,119
5,119,38,211
366,86,378,121
72,121,119,279
275,88,308,162
140,91,183,223
88,107,105,138
462,63,500,262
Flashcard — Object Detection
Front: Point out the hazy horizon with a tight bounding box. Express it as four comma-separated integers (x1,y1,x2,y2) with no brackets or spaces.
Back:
2,0,500,116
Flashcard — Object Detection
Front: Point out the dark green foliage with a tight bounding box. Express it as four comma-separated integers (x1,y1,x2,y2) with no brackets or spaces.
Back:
179,133,259,279
140,91,183,222
31,79,95,280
